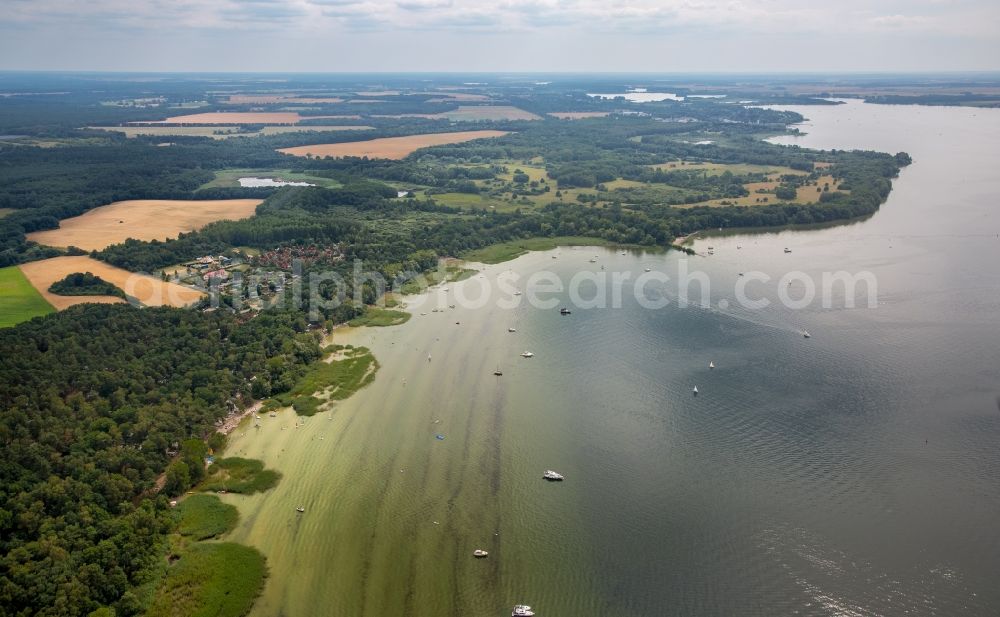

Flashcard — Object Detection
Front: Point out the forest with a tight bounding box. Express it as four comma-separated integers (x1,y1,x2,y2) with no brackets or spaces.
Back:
0,304,320,616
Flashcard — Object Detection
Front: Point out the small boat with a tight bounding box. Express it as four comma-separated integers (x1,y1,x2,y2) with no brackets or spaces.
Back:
589,258,597,263
802,331,811,339
644,267,651,272
543,470,564,481
494,365,503,376
551,255,557,259
473,549,489,558
520,351,534,358
784,248,792,253
513,291,522,296
508,327,517,333
559,307,572,315
296,506,305,513
738,272,744,276
693,386,699,395
435,434,446,440
709,361,715,369
512,606,535,617
427,354,432,362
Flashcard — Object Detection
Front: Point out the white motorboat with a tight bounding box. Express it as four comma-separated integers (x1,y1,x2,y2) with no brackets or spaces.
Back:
709,361,715,369
520,351,534,358
543,470,564,481
693,386,699,395
508,327,517,333
296,506,305,513
803,331,811,339
512,606,535,617
473,549,489,558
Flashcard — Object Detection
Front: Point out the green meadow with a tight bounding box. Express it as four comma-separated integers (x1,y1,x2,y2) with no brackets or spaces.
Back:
0,266,54,328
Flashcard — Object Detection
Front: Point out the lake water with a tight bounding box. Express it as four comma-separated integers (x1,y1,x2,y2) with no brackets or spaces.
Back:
223,100,1000,616
588,91,683,102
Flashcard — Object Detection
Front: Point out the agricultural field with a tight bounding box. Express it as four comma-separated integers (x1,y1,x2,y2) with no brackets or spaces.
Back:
138,111,305,124
27,199,262,251
89,125,373,139
0,266,55,328
376,105,541,121
257,124,373,135
18,256,204,309
199,169,342,190
89,125,247,139
277,130,509,160
548,111,611,119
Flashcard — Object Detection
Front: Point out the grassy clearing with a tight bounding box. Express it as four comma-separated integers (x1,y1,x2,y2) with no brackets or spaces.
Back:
348,307,411,327
200,458,281,494
399,265,476,294
0,208,14,219
269,345,379,416
463,236,612,264
176,495,239,540
199,169,342,190
145,542,266,617
650,160,809,177
0,266,55,328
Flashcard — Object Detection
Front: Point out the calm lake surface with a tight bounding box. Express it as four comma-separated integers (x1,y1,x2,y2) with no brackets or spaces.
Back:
223,100,1000,616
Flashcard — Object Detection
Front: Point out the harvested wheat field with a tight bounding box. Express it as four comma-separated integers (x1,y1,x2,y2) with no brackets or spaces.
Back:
278,130,509,160
137,112,304,125
19,256,203,309
376,106,540,121
27,199,262,251
548,111,611,119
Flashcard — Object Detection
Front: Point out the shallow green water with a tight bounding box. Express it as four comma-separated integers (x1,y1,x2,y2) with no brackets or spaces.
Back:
222,100,1000,616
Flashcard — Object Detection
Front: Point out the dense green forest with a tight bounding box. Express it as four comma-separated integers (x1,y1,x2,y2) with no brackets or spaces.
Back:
0,304,320,616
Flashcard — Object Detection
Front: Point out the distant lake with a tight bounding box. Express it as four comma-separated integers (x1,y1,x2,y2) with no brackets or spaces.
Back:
588,91,682,102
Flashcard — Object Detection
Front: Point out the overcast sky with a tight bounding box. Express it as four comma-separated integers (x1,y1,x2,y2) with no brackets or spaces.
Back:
1,0,997,72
